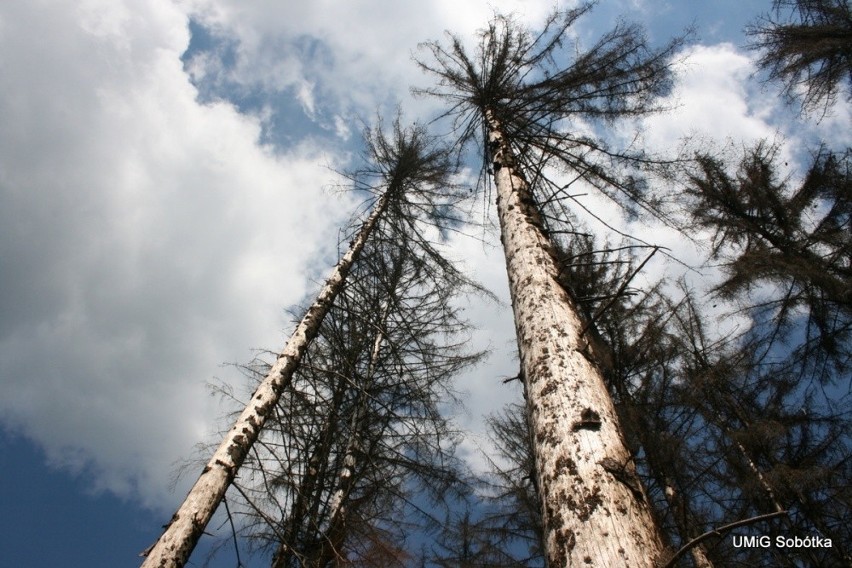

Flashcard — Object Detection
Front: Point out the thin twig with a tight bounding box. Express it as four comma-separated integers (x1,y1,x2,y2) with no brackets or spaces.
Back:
222,495,245,568
579,246,659,338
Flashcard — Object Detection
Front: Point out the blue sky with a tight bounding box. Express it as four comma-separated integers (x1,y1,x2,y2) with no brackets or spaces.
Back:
0,1,848,566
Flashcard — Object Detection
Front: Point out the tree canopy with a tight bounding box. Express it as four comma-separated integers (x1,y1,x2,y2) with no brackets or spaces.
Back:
747,0,852,115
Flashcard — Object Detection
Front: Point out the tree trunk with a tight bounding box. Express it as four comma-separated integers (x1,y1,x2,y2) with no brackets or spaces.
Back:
485,109,665,567
140,191,392,568
271,377,349,568
274,301,390,568
321,300,389,538
663,482,715,568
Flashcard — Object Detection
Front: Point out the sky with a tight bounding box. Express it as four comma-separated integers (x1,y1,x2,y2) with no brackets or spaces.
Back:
0,1,848,566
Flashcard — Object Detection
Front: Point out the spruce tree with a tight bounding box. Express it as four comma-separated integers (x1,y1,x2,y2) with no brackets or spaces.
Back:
416,5,684,564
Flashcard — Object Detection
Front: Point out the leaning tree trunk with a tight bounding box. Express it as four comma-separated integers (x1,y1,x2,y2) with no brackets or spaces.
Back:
271,375,349,568
663,481,715,568
316,300,390,564
140,190,393,568
271,301,390,568
485,109,665,567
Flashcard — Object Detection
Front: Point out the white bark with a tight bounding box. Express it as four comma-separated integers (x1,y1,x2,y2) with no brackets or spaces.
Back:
724,407,785,514
325,300,388,525
664,483,715,568
140,192,392,568
486,110,665,567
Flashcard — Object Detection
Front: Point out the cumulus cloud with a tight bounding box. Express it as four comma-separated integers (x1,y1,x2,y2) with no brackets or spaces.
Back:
182,0,558,131
643,43,778,149
2,0,829,519
0,0,354,511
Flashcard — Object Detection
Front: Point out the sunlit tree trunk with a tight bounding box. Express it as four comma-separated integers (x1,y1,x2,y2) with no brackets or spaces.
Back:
271,301,390,568
140,190,392,568
270,379,348,568
486,109,665,566
320,301,390,541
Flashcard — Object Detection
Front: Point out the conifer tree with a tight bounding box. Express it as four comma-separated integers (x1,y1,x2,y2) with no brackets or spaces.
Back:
477,402,546,567
228,227,480,567
548,234,850,566
679,143,851,566
686,143,851,384
415,5,684,565
747,0,852,115
141,120,471,568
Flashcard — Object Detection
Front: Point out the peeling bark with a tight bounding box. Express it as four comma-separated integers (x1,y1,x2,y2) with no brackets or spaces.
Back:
486,109,665,567
140,191,392,568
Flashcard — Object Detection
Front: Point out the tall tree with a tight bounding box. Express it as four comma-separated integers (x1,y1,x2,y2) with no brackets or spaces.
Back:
666,293,851,567
679,143,852,566
477,402,546,567
463,226,849,566
416,5,684,565
683,9,852,552
556,234,851,566
428,509,510,567
686,143,851,384
747,0,852,115
553,238,715,568
141,120,467,568
230,211,482,567
427,402,546,567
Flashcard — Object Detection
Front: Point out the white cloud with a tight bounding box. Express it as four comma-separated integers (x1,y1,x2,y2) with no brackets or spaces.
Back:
442,219,520,474
643,43,778,149
296,80,316,117
0,0,354,511
183,0,559,125
2,0,830,520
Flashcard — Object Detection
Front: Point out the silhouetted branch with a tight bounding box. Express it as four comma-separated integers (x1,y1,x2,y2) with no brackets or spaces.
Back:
661,511,788,568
